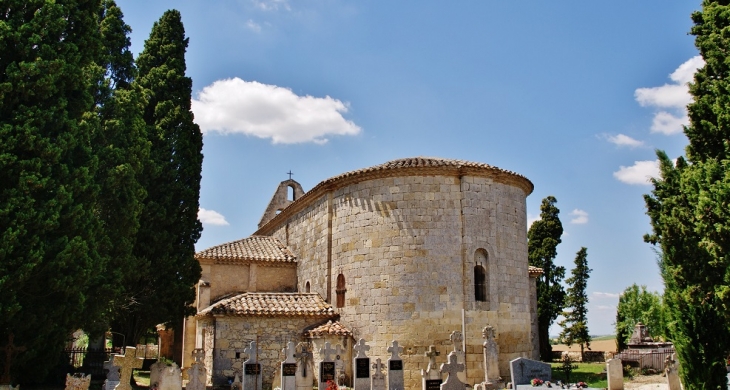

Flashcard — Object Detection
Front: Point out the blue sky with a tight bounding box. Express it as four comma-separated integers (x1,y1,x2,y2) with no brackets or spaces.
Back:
117,1,701,336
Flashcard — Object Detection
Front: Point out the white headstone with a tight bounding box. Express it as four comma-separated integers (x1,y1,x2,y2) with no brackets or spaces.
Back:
387,341,404,390
281,341,297,390
421,345,442,390
509,357,551,386
103,359,121,390
371,358,386,390
242,342,262,390
294,342,314,390
150,361,182,390
319,342,338,390
439,352,466,390
65,373,90,390
352,339,371,390
606,358,623,390
188,349,207,390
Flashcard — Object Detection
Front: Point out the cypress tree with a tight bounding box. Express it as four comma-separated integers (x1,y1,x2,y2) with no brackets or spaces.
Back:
0,0,103,381
115,9,203,345
644,1,730,388
558,247,591,361
528,196,566,361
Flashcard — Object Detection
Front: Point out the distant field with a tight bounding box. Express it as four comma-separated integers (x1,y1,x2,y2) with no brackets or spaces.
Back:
552,335,617,352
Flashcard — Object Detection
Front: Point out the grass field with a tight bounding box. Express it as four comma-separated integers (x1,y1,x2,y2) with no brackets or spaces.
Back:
550,362,608,388
552,335,617,353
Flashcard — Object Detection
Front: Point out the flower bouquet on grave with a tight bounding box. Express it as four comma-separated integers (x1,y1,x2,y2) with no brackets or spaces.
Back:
531,378,544,387
576,382,588,388
326,380,339,390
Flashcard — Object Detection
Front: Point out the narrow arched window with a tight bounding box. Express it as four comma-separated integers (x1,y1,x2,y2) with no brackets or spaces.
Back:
474,249,488,302
336,274,346,308
305,281,311,293
288,185,296,201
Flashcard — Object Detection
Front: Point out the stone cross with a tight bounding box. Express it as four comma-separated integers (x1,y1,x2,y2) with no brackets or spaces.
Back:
283,342,296,363
372,358,386,390
319,342,337,362
439,352,466,390
449,331,463,352
1,333,26,385
112,347,143,390
294,342,313,379
103,359,121,381
387,341,403,360
353,339,370,359
425,345,440,373
244,341,261,363
192,348,205,363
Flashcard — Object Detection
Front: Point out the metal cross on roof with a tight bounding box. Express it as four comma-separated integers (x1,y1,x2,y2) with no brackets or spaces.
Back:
287,170,293,180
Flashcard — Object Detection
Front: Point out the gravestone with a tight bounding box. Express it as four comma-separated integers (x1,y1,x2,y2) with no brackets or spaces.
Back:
509,357,551,387
103,359,121,390
65,373,91,390
371,358,385,390
242,342,262,390
352,339,371,390
421,345,442,390
231,374,242,390
475,325,501,390
1,333,26,386
606,358,623,390
281,341,297,390
149,361,182,390
334,344,346,386
294,342,314,390
449,331,467,383
188,349,207,390
387,341,404,390
318,342,337,390
439,352,466,390
113,347,144,390
666,354,681,390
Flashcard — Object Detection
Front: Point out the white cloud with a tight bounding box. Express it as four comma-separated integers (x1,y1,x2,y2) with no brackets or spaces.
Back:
252,0,290,11
527,213,539,228
595,305,616,311
192,78,362,144
593,292,620,299
570,209,589,224
199,208,229,226
634,56,704,135
604,133,644,148
613,160,660,185
246,20,262,33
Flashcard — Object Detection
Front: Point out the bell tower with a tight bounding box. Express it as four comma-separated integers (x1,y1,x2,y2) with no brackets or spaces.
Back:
258,179,305,228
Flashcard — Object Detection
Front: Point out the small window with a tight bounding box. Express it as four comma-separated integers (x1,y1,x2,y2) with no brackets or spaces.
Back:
305,281,311,293
288,185,295,201
336,274,346,308
475,265,487,302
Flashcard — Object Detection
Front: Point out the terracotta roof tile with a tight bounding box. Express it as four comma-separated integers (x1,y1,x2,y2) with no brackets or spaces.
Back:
195,236,296,263
306,320,352,337
198,293,335,317
528,266,543,276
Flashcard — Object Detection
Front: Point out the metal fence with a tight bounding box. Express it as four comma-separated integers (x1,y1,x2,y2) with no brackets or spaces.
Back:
64,344,159,379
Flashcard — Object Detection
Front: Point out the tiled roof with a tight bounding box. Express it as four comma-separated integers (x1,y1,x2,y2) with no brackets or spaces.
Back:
528,266,543,276
195,236,296,263
198,293,336,317
306,320,352,337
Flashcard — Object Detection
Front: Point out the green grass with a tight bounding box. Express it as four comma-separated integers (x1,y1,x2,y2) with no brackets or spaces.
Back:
591,335,616,341
550,362,607,388
133,370,150,388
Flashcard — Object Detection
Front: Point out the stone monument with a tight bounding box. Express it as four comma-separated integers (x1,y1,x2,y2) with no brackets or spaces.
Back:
475,325,501,390
64,373,91,390
188,349,207,390
449,331,467,383
352,339,371,390
113,347,143,390
103,358,121,390
387,341,404,390
421,345,442,390
242,342,261,390
150,360,182,390
281,342,297,390
509,357,551,387
665,354,681,390
294,342,313,390
318,342,337,390
606,358,623,390
334,344,346,387
439,352,466,390
371,358,385,390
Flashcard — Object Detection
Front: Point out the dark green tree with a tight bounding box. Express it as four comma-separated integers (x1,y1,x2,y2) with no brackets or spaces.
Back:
115,9,203,346
558,247,591,360
644,1,730,388
528,196,565,361
614,284,665,351
0,0,104,382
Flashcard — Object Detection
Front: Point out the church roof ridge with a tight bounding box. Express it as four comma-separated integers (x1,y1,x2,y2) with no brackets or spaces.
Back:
255,156,533,235
197,292,336,317
195,235,296,263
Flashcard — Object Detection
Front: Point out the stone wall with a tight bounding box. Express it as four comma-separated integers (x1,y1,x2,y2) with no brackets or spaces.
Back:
268,173,533,388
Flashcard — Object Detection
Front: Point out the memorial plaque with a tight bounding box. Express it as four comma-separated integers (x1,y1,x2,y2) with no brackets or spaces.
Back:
355,358,370,378
425,379,443,390
282,363,297,377
244,363,260,375
320,362,335,381
389,360,403,370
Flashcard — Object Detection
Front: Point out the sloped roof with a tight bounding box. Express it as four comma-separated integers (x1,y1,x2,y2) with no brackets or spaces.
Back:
198,293,335,317
195,236,296,264
528,266,544,277
306,320,352,338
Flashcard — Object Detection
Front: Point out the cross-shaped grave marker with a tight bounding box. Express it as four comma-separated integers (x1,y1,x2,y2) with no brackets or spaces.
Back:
353,339,370,359
372,358,385,380
113,347,143,390
440,352,465,389
387,341,403,360
283,342,296,363
244,341,261,363
425,345,440,371
449,331,463,352
319,342,337,362
1,333,26,385
294,342,312,378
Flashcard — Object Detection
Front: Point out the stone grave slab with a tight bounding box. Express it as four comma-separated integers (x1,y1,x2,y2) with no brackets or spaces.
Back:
151,361,182,390
666,354,680,390
113,347,143,390
371,358,385,390
606,358,623,390
449,331,467,384
318,342,337,390
242,342,261,390
352,339,371,390
439,352,466,390
281,341,297,390
509,357,551,387
421,345,442,390
294,342,313,390
188,349,207,390
103,359,121,390
387,341,404,390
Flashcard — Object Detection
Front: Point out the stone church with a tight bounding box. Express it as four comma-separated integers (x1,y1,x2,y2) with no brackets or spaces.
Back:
181,157,541,389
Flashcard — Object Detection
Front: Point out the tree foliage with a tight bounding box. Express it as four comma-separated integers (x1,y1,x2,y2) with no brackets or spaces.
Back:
0,0,104,382
528,196,565,361
113,10,203,346
644,1,730,388
558,247,592,358
614,284,665,351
